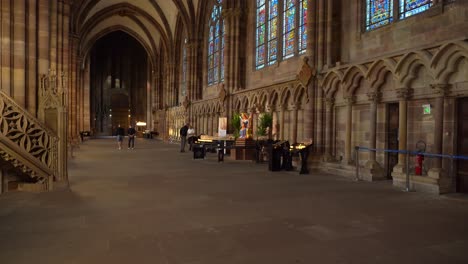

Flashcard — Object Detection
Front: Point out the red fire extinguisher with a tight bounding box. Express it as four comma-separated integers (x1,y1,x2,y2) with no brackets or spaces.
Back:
415,154,424,175
415,141,426,175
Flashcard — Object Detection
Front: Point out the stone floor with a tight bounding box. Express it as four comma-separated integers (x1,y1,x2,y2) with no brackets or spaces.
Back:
1,138,468,264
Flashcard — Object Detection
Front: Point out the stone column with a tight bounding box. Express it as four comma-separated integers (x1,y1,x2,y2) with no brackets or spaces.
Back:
292,103,299,143
316,85,324,153
317,0,325,69
83,59,91,131
326,0,333,67
49,0,57,70
166,63,176,106
1,0,12,95
362,91,384,180
267,104,276,139
343,96,355,164
280,105,286,141
205,113,209,135
323,97,334,161
393,88,410,175
305,0,317,146
207,113,213,136
13,0,26,107
27,0,38,115
428,84,448,179
69,34,79,141
37,0,50,77
249,107,256,138
368,92,379,162
222,7,243,92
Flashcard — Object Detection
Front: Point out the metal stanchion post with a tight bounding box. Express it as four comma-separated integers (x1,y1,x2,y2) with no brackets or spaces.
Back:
355,146,360,181
451,156,455,192
405,151,410,192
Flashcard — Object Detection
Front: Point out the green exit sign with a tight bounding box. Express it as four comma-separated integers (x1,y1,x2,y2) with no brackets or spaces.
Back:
422,104,431,115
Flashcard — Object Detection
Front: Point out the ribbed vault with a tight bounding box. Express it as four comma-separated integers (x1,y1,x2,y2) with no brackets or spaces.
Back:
71,0,203,66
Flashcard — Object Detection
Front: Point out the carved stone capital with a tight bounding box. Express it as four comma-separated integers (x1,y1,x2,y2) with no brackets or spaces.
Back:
291,102,301,111
396,88,411,100
430,83,450,97
367,91,381,103
344,96,356,105
324,97,335,108
265,104,276,112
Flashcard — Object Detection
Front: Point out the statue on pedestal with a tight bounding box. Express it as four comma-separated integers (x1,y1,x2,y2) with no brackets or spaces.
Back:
239,112,251,139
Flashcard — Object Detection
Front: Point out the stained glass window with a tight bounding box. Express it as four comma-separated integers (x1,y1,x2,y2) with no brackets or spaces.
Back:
283,0,296,59
365,0,393,30
268,0,279,65
365,0,433,31
256,0,267,69
299,0,307,54
208,0,224,86
399,0,432,19
255,0,307,69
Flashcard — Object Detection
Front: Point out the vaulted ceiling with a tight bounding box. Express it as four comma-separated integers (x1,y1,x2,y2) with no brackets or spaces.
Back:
71,0,203,65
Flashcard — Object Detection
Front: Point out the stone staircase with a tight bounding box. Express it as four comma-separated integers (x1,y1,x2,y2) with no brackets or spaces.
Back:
0,91,60,193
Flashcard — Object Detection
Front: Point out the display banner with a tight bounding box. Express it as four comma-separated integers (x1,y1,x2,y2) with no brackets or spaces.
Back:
218,117,227,137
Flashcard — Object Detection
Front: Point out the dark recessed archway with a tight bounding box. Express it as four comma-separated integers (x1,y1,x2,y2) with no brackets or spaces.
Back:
89,31,148,136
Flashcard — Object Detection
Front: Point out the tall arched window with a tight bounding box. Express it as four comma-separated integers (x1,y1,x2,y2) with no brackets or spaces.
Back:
255,0,308,70
298,0,307,53
365,0,433,31
399,0,432,19
365,0,393,30
208,0,225,86
180,38,187,99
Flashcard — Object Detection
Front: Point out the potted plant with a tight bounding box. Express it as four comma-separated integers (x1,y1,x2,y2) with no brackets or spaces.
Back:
257,112,273,138
231,113,241,139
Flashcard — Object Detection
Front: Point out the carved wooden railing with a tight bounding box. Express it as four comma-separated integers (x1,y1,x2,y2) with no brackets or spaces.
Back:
0,91,57,189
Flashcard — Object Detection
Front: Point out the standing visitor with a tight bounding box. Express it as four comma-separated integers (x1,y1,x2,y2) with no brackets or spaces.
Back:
180,123,189,152
128,125,136,149
187,125,196,151
116,124,125,150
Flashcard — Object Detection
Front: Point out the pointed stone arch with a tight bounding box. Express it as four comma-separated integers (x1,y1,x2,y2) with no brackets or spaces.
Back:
232,97,241,112
431,41,468,83
259,91,268,108
269,90,280,107
342,65,367,96
321,70,343,98
293,84,307,105
395,51,434,88
240,96,249,111
366,58,397,91
281,89,292,107
80,26,157,70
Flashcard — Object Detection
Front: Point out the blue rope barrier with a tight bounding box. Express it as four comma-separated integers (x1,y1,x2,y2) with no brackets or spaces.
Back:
356,146,468,160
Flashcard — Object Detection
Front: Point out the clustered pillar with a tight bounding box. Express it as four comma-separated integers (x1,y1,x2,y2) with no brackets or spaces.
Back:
393,88,410,176
344,96,355,164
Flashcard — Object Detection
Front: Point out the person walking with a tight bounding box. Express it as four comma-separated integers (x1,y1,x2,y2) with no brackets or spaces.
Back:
179,123,189,152
127,125,136,149
115,124,125,150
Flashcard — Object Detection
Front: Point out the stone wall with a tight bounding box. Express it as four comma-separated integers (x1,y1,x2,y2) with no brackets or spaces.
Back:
341,1,466,64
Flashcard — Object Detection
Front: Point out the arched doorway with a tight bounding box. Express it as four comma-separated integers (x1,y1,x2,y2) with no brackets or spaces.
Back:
89,31,148,136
